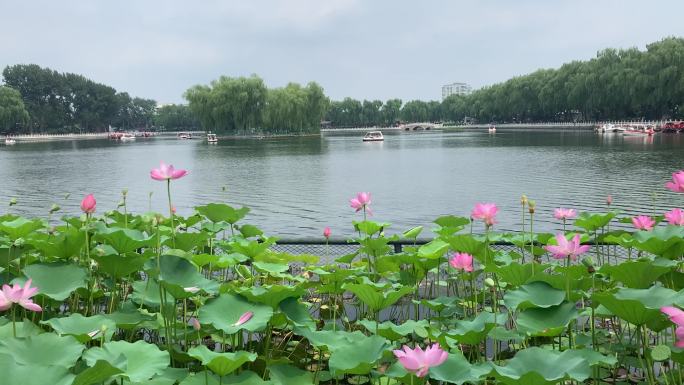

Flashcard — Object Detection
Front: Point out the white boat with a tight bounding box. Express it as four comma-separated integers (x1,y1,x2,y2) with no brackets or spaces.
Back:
120,133,136,141
4,137,16,145
623,125,655,136
207,133,218,143
488,125,496,133
177,132,193,139
362,131,384,142
597,123,626,133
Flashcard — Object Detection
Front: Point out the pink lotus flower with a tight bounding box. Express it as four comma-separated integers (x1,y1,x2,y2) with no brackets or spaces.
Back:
80,194,96,214
544,233,590,261
632,215,655,231
1,279,42,312
188,317,201,331
471,203,498,227
150,162,188,181
233,311,253,326
449,252,473,272
393,343,448,378
553,208,577,221
665,208,684,226
606,195,613,206
349,192,372,215
323,227,331,239
665,171,684,193
661,306,684,347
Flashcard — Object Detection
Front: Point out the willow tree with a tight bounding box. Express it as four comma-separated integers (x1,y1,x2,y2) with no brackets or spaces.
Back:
0,86,29,133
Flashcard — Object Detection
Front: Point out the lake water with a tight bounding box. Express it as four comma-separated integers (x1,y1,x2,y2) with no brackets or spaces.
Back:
1,129,683,237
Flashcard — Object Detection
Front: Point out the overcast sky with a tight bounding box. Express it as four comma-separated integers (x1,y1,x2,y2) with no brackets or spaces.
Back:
1,1,683,104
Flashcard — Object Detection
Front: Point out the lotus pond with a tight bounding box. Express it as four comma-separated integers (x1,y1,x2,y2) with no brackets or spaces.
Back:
3,165,684,385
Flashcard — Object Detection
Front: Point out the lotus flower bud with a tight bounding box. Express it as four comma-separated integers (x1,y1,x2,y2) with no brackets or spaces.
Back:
581,256,595,273
606,194,613,206
521,195,528,206
528,200,536,214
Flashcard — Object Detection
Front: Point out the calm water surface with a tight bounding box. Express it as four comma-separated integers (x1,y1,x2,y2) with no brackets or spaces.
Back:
1,129,683,237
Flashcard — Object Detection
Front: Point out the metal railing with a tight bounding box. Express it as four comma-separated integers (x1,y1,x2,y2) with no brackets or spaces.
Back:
271,239,632,262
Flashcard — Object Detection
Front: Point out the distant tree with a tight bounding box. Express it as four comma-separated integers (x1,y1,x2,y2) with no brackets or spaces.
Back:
0,86,29,133
154,104,200,131
185,75,267,133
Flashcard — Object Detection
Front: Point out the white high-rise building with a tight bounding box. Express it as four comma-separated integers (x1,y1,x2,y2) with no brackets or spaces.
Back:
441,82,472,99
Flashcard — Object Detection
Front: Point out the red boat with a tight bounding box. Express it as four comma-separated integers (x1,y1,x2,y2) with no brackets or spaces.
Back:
661,121,684,133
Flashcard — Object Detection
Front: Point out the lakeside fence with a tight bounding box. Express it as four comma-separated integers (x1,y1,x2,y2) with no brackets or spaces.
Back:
272,239,631,262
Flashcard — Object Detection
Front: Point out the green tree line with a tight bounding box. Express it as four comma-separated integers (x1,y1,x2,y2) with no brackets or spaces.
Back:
3,37,684,134
184,75,329,134
0,64,156,133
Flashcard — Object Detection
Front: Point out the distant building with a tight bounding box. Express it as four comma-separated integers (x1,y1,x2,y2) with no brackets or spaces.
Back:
441,82,472,99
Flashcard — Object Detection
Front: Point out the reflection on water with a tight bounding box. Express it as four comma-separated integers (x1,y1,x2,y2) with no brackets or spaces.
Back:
0,130,683,237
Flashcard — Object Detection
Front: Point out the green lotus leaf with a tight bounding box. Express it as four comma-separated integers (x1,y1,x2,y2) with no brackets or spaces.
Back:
0,353,74,385
256,251,319,265
504,281,566,310
229,237,277,259
353,220,391,236
327,334,390,375
445,234,487,259
418,239,449,259
0,333,84,368
269,364,314,385
358,319,429,341
492,262,550,287
93,225,153,254
196,203,249,224
574,212,617,232
192,253,219,267
592,286,684,327
235,284,305,308
83,340,170,383
27,226,84,259
238,224,264,239
279,297,315,329
72,359,126,385
93,252,148,278
429,351,490,384
530,265,592,292
158,254,219,298
444,311,506,345
631,226,684,258
0,217,44,240
343,283,414,312
253,261,289,275
199,293,273,334
412,296,461,314
600,259,674,288
403,226,424,239
107,302,157,329
188,345,256,376
22,262,88,301
42,313,117,342
166,231,210,252
0,318,43,338
516,302,578,337
180,370,272,385
131,280,174,308
489,347,615,385
434,215,470,229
